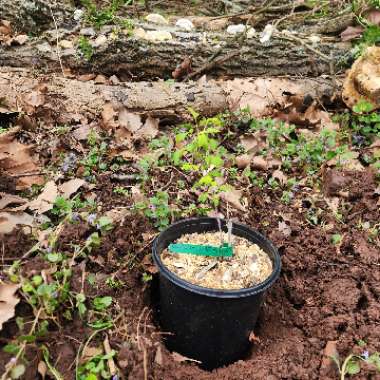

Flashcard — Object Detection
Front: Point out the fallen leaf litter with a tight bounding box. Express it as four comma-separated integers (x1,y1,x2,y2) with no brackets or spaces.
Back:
161,232,273,289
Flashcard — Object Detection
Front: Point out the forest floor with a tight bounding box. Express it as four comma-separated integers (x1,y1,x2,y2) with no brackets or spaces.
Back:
1,1,380,380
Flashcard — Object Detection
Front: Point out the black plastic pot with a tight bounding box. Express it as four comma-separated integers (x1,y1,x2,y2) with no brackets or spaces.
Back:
152,217,281,370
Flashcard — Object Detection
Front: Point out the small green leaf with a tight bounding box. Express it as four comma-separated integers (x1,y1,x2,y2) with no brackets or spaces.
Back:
93,296,112,311
32,275,43,286
10,364,25,379
346,359,361,375
3,344,20,355
367,353,380,371
331,234,342,245
353,100,374,114
18,334,36,343
46,252,63,263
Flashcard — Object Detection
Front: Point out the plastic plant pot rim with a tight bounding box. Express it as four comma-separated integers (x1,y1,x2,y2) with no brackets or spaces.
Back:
152,217,281,299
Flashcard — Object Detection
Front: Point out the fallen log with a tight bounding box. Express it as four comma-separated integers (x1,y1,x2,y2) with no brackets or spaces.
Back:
0,67,341,124
0,25,352,80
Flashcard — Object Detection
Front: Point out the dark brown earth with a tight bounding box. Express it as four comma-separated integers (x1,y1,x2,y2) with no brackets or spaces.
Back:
1,168,379,380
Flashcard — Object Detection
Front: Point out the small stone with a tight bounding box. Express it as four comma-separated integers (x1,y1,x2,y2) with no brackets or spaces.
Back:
222,269,232,283
92,35,107,47
13,34,28,45
145,30,172,42
80,27,96,37
94,74,107,84
77,73,96,81
109,75,120,84
308,35,321,44
145,13,168,25
226,24,246,35
133,27,147,39
175,18,194,31
100,25,113,34
36,41,52,53
73,9,84,21
59,39,73,49
260,24,275,44
246,27,256,39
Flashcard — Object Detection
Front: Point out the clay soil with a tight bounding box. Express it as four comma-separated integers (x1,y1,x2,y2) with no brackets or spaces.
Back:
1,168,379,380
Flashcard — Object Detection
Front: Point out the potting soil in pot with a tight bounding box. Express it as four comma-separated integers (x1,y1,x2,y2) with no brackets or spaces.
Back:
161,231,273,289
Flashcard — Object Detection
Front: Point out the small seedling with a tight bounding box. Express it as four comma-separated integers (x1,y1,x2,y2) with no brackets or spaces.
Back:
78,36,94,60
93,296,113,311
331,233,343,245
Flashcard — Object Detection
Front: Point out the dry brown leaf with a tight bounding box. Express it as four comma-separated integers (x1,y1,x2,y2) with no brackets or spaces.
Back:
366,9,380,25
340,26,363,42
224,78,316,118
77,73,96,82
272,169,287,185
278,221,291,237
0,211,34,234
235,153,253,169
131,186,145,203
172,352,201,363
37,361,47,379
81,346,103,363
58,178,86,199
118,109,142,132
240,135,258,152
104,207,131,223
251,156,268,171
13,34,28,45
0,283,20,331
0,193,27,209
73,124,91,141
220,188,246,212
0,128,44,189
28,181,58,214
94,74,108,84
321,341,338,370
154,345,164,366
0,20,12,36
101,103,117,129
23,91,45,108
134,116,159,139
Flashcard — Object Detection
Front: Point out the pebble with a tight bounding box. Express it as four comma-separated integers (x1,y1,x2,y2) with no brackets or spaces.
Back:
246,27,256,39
36,41,52,53
59,39,73,49
145,30,172,42
145,13,168,25
260,24,275,44
80,27,96,37
226,24,246,35
308,35,321,44
73,9,84,21
175,18,195,31
92,35,107,47
133,27,147,39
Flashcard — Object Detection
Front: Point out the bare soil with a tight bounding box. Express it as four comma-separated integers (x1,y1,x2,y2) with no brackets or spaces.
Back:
1,169,379,379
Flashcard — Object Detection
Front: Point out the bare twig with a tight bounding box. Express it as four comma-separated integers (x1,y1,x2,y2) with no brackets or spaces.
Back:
49,6,65,77
103,335,117,376
1,308,42,380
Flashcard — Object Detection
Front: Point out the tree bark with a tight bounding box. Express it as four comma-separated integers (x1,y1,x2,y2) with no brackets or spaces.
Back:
0,26,351,80
0,0,73,33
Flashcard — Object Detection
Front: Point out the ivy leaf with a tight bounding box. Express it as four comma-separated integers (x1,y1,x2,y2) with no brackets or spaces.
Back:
353,100,374,114
346,359,361,375
93,296,112,311
11,364,25,379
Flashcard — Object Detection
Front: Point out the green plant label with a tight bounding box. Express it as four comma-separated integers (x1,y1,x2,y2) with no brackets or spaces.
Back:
168,243,233,257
